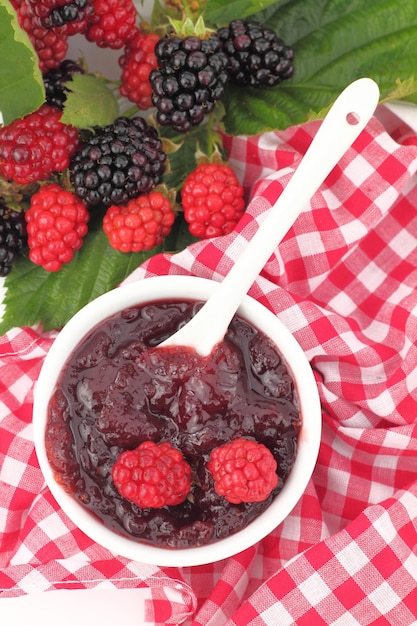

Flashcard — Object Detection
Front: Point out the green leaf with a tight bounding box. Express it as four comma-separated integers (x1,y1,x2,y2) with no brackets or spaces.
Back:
0,214,193,334
60,74,120,128
220,0,417,135
386,77,417,104
204,0,279,26
0,0,45,125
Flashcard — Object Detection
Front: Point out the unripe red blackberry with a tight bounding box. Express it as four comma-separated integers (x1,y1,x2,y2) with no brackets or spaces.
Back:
69,116,166,208
150,33,229,133
25,183,89,272
217,19,294,87
119,31,159,110
17,1,69,71
43,59,85,110
0,104,79,185
85,0,137,49
0,202,27,277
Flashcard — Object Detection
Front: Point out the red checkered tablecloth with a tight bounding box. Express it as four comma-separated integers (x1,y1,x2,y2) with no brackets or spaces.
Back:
1,106,417,625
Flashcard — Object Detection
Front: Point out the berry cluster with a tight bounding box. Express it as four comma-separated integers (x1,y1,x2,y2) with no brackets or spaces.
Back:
1,5,295,275
150,19,294,133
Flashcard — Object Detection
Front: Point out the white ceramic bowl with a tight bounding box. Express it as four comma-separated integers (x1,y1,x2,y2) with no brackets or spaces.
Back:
33,275,321,567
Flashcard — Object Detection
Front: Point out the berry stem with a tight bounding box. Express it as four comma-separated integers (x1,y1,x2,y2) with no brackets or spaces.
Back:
204,110,225,159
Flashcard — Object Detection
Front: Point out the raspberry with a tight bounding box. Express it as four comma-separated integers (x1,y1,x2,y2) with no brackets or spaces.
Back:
181,163,245,238
0,202,27,277
119,30,159,110
111,440,192,508
69,116,166,208
103,190,175,252
207,438,278,504
43,59,85,110
17,1,69,71
0,104,79,185
150,33,229,132
25,183,89,272
85,0,137,49
29,0,93,36
217,19,294,87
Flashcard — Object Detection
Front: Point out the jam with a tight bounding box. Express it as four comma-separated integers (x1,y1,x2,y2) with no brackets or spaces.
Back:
45,300,301,548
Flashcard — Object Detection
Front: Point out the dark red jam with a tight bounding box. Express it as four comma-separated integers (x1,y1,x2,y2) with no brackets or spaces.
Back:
45,300,301,549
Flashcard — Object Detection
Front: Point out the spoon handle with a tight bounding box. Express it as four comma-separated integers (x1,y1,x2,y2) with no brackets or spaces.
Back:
162,77,380,356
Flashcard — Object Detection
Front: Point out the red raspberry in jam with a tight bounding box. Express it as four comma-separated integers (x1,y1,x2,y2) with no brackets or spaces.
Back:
0,104,79,185
119,30,159,110
25,183,89,272
112,440,192,509
16,1,69,71
103,191,176,253
207,438,278,504
181,163,245,238
85,0,137,49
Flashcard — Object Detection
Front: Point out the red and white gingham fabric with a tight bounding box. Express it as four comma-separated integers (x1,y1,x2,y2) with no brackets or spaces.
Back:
1,105,417,625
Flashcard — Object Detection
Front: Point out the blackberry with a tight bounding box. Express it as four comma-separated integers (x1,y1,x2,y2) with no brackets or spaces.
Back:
0,202,27,277
32,0,93,36
217,19,294,88
43,59,85,110
69,116,166,208
150,33,229,133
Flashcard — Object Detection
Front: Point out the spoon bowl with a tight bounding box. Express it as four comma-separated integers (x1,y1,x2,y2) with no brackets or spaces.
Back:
33,275,322,566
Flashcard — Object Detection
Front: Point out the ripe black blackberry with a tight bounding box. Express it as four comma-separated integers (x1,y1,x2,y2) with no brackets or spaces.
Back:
0,202,27,277
150,33,229,133
69,116,166,208
43,59,85,110
217,19,294,88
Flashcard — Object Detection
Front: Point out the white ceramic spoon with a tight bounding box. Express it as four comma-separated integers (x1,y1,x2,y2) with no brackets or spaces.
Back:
161,77,380,357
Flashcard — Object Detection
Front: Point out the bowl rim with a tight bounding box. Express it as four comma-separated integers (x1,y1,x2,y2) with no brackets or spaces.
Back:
33,275,322,567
